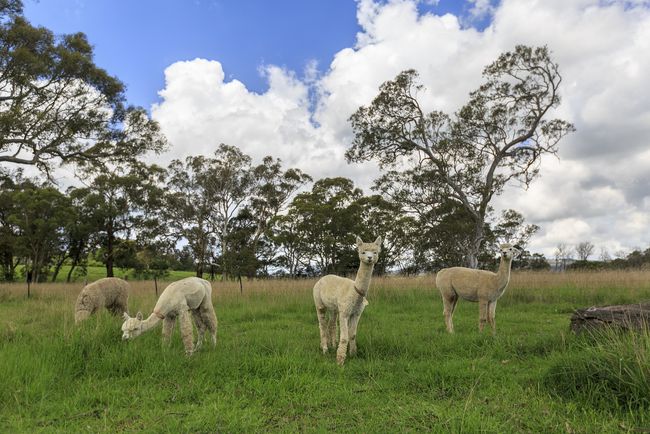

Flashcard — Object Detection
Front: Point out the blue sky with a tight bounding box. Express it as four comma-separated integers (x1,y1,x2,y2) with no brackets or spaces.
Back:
23,0,474,109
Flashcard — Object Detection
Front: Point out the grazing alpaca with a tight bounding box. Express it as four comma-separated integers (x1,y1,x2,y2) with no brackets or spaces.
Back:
75,277,129,324
121,277,217,355
436,244,520,334
313,236,382,366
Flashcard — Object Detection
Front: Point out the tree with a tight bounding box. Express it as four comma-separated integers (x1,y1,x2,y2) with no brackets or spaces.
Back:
598,246,611,262
165,155,216,277
347,45,574,268
248,156,311,257
0,169,20,280
554,243,573,271
575,241,595,261
287,177,364,274
70,163,165,277
271,212,313,277
9,182,73,282
0,0,166,176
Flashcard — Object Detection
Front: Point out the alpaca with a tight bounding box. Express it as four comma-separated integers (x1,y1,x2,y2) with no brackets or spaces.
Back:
313,236,382,366
75,277,129,324
121,277,217,355
436,244,520,334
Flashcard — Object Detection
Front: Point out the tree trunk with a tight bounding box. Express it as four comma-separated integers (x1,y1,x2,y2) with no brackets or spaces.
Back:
66,262,76,283
570,302,650,334
51,255,67,282
465,222,484,269
106,223,115,278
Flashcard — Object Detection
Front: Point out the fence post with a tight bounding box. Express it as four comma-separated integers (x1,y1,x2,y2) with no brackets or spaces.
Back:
154,275,158,297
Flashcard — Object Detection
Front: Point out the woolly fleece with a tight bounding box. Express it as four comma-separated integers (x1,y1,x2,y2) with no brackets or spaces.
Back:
313,236,381,365
74,277,129,324
121,277,217,355
435,244,520,334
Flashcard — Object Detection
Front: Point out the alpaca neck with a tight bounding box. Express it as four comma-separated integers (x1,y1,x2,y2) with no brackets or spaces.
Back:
354,261,375,297
141,314,162,332
496,256,513,292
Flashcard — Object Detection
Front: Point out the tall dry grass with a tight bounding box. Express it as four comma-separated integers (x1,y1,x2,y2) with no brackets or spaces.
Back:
1,270,649,301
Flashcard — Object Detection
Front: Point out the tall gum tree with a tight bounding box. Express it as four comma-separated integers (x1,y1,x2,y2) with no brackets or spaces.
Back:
0,0,166,176
347,45,574,268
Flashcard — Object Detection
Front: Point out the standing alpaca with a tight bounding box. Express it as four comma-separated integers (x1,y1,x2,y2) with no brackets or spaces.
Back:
313,236,382,366
121,277,217,355
436,244,520,334
75,277,129,324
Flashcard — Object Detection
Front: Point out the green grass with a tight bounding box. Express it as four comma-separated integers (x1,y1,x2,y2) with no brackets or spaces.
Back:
13,264,196,283
0,276,649,432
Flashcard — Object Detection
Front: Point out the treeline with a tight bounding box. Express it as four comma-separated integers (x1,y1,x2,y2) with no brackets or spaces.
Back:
0,143,544,282
567,249,650,271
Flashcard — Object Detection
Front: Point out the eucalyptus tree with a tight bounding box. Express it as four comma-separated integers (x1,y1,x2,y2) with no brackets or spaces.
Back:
356,194,415,275
70,163,166,277
165,155,215,277
0,170,21,280
9,182,73,282
287,177,364,274
249,155,311,256
0,0,167,176
347,45,574,268
271,212,312,277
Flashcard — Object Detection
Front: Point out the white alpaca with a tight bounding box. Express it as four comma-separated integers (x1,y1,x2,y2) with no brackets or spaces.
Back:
74,277,129,324
436,244,520,334
313,236,382,366
121,277,218,355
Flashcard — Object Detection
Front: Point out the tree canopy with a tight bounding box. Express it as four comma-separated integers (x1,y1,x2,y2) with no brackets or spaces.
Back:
347,45,574,268
0,0,166,176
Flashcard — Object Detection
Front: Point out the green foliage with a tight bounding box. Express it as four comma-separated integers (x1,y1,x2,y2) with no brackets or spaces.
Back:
348,46,574,268
0,1,167,175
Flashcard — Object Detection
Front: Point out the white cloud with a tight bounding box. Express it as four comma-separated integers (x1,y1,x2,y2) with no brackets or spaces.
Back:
152,0,650,255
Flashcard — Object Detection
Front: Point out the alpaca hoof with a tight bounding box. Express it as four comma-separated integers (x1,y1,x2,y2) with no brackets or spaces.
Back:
336,355,346,366
321,346,328,354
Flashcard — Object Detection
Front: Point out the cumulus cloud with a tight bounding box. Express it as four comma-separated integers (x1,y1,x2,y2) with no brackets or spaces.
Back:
152,0,650,255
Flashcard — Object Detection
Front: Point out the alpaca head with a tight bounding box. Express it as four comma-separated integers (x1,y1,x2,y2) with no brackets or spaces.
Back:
121,311,144,340
356,236,382,265
499,244,521,260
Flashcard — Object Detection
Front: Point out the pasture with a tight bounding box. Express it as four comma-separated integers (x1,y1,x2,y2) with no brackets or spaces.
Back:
1,271,649,432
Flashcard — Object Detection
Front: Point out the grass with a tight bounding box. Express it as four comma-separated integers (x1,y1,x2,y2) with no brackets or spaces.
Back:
0,271,649,432
13,264,197,283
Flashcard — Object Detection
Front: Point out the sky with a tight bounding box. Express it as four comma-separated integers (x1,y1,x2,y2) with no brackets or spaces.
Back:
22,0,650,259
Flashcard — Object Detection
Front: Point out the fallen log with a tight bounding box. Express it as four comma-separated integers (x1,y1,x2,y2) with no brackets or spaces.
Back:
570,301,650,334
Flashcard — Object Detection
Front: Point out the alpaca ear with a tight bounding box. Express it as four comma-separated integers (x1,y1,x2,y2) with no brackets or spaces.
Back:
136,311,143,320
374,236,382,247
355,235,362,247
123,312,130,320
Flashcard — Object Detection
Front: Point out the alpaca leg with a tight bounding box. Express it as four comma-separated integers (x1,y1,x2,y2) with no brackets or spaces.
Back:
348,314,361,357
316,305,329,354
326,311,338,350
442,293,458,333
200,301,218,347
488,300,497,335
336,314,350,366
179,310,195,355
162,317,175,346
479,300,489,332
191,309,206,351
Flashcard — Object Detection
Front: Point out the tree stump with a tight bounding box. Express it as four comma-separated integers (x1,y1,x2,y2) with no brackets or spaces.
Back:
570,301,650,334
